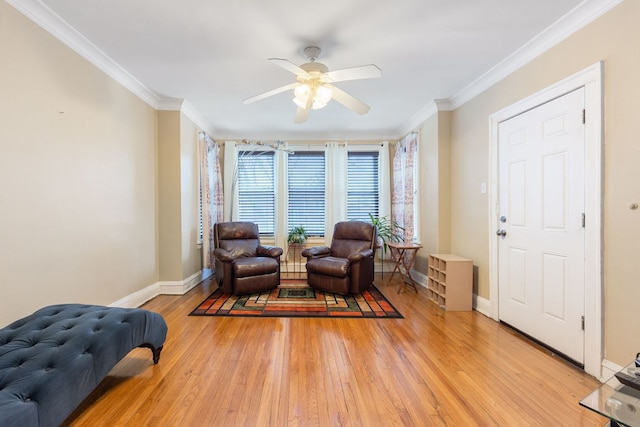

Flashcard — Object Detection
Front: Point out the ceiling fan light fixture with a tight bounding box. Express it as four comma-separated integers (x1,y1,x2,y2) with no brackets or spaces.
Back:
314,85,332,105
293,83,333,110
311,100,328,110
293,84,310,108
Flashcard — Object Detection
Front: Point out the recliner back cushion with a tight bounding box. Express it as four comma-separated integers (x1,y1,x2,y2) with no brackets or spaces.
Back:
331,240,372,259
219,240,259,258
216,222,260,257
330,221,375,259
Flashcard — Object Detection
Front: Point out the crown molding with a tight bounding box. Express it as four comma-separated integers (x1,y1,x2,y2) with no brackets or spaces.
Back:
395,99,454,137
180,100,218,136
212,130,400,142
447,0,623,109
5,0,164,109
156,98,184,111
396,101,438,137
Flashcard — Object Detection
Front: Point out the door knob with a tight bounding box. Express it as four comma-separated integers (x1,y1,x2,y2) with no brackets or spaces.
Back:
496,229,507,237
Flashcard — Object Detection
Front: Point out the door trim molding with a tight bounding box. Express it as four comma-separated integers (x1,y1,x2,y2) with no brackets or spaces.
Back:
488,62,603,378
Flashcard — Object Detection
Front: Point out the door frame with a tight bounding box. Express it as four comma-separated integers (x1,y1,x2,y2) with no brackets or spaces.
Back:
488,62,603,378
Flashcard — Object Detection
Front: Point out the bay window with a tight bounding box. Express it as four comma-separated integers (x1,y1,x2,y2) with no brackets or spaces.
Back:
225,141,391,248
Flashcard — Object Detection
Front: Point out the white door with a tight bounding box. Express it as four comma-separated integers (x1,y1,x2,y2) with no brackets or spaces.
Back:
497,88,585,364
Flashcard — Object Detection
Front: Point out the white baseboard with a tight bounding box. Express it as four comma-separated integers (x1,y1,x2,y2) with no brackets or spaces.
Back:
473,294,492,317
413,270,492,317
110,269,212,308
373,259,395,273
601,359,623,383
159,269,212,295
410,269,429,289
109,282,160,309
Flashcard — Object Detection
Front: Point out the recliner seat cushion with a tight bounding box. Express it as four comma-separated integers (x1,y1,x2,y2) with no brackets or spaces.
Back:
306,256,349,278
233,257,278,278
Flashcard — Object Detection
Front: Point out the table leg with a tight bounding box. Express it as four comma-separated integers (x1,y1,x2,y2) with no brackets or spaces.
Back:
397,249,420,294
386,246,402,284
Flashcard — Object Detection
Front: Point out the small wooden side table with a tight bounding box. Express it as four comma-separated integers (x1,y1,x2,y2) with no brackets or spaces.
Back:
386,241,423,293
284,243,306,279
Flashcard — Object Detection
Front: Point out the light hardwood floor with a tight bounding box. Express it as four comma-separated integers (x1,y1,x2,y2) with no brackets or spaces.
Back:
63,274,606,426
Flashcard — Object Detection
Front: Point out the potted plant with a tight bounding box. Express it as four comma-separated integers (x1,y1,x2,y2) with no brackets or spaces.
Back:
287,225,308,245
286,225,308,275
368,214,404,253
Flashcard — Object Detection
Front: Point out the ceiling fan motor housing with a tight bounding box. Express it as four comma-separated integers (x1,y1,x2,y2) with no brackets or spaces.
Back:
303,46,322,61
300,62,329,74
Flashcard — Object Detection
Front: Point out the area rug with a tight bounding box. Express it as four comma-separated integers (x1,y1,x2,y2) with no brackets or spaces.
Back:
190,279,403,318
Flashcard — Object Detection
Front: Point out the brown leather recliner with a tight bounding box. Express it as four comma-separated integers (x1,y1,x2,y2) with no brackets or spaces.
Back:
302,221,376,295
213,222,283,295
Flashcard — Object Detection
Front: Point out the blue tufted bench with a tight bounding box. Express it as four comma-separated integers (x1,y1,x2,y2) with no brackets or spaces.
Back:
0,304,168,427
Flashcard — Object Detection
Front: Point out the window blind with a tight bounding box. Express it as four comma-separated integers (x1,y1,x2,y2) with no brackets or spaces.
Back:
288,152,325,236
347,151,379,221
237,151,275,235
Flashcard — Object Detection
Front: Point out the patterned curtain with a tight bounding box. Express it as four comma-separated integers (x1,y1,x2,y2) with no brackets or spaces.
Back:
392,132,418,244
199,133,224,269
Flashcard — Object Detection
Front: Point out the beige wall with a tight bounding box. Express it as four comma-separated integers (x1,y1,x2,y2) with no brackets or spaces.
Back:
0,3,158,325
447,1,636,365
179,114,202,279
157,111,203,282
157,111,183,281
0,3,204,327
416,112,452,273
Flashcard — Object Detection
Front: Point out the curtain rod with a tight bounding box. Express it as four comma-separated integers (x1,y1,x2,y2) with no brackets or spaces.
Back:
239,139,294,154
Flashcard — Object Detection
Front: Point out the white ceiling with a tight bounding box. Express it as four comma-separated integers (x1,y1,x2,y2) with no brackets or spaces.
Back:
9,1,615,140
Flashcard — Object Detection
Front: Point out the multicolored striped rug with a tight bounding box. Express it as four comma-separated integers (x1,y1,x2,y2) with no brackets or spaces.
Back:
190,279,402,318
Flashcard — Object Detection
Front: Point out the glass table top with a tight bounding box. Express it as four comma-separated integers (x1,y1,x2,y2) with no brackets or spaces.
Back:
580,361,640,427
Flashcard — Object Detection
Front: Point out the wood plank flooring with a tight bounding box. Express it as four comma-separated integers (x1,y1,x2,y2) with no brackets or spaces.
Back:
62,274,606,426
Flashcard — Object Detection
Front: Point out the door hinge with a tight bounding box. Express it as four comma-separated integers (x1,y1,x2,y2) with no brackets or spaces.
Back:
581,315,585,331
581,213,585,228
582,109,586,124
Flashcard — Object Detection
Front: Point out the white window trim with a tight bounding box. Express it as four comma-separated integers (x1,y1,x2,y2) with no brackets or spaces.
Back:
226,140,392,250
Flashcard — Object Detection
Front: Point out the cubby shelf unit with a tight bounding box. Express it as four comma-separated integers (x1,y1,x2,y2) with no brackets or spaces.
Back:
426,254,473,311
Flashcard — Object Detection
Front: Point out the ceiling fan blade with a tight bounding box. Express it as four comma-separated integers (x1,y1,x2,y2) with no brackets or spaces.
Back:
294,106,309,123
243,82,299,104
326,84,371,115
294,90,314,124
325,64,382,83
268,58,310,77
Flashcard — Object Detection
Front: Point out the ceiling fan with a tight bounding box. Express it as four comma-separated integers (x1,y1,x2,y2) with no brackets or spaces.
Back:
243,46,382,123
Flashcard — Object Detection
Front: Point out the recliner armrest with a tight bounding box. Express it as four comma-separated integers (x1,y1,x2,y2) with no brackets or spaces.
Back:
302,246,331,258
348,249,374,262
213,248,235,262
257,245,283,258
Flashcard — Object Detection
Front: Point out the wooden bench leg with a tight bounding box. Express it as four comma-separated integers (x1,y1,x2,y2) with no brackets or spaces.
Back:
139,344,164,364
